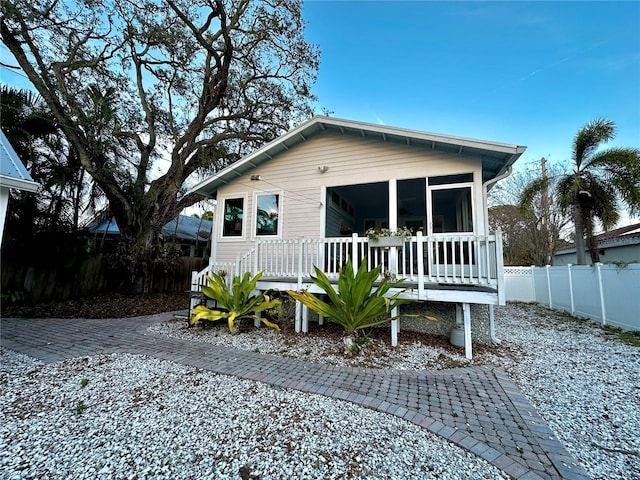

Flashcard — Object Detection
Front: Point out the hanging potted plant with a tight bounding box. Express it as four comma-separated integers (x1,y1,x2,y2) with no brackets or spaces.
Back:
366,226,412,247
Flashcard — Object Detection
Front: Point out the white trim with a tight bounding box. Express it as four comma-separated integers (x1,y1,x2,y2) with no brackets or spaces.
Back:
218,193,248,241
320,186,327,238
428,181,475,235
0,175,39,193
209,202,218,264
252,190,284,239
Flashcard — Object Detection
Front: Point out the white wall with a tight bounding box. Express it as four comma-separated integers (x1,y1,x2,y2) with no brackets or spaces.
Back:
213,130,484,264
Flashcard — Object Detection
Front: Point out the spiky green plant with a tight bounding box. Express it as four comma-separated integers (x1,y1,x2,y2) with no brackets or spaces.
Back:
191,271,281,334
287,258,434,339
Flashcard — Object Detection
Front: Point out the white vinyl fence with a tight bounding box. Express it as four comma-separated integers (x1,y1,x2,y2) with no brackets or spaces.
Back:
504,264,640,331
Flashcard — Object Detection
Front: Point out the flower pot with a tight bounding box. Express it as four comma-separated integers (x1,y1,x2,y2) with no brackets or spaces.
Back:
369,236,405,247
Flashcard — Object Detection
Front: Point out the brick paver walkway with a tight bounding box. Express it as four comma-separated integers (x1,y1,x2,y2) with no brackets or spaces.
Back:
0,313,590,480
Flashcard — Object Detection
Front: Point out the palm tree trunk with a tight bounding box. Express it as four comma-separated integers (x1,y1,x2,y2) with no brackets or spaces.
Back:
573,202,587,265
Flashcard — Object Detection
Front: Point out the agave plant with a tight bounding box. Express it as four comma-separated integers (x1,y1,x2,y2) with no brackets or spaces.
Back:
287,258,434,353
190,271,281,334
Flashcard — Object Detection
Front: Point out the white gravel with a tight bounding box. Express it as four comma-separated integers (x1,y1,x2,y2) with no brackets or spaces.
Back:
1,302,639,479
1,352,506,480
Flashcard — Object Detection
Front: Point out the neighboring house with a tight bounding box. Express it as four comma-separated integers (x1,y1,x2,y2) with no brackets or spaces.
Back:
0,131,39,247
553,223,640,266
190,116,526,358
86,214,213,258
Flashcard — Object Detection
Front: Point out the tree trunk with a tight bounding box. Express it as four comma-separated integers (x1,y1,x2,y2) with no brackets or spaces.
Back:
573,202,587,265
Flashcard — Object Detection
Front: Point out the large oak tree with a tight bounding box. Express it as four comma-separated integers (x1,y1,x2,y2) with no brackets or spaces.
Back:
1,0,319,291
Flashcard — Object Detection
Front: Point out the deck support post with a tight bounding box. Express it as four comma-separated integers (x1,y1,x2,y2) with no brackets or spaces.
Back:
295,301,302,333
489,304,501,344
463,302,472,359
302,305,309,333
318,314,324,326
254,310,261,328
391,307,399,347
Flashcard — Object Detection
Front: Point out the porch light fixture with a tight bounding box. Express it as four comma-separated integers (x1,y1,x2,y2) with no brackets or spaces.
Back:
250,174,261,181
318,166,329,173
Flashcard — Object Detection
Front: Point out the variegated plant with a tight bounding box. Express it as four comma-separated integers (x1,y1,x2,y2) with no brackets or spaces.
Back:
191,271,280,334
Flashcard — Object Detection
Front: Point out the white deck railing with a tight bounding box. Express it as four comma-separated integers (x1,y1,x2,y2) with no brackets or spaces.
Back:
191,230,504,301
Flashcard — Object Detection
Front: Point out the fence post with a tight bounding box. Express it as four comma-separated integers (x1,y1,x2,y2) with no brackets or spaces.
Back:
596,262,607,326
546,265,553,309
567,264,575,314
530,265,536,302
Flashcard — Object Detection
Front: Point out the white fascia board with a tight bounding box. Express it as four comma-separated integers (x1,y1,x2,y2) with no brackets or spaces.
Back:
0,175,39,193
319,116,526,154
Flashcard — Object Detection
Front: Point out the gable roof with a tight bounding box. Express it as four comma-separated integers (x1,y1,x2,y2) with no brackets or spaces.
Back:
190,116,527,198
0,130,38,193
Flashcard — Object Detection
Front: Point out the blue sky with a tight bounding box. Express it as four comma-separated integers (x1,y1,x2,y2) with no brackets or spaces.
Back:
303,1,640,174
1,0,638,216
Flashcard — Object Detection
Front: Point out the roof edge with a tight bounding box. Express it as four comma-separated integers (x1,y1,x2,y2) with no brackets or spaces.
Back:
0,175,39,193
189,115,527,196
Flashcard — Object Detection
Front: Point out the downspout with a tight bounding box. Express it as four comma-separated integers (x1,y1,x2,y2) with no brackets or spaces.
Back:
482,165,513,344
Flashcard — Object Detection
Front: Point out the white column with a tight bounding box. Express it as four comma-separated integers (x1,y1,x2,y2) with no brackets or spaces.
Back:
302,305,309,333
388,179,400,347
391,306,399,347
463,302,472,359
388,179,398,275
294,301,302,333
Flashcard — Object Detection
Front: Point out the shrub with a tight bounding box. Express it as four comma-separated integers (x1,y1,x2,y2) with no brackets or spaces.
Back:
190,271,281,334
287,258,434,343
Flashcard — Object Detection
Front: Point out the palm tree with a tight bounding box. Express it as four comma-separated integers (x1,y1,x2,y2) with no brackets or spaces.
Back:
520,118,640,264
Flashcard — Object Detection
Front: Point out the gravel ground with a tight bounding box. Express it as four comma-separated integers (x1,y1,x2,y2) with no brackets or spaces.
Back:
1,302,639,479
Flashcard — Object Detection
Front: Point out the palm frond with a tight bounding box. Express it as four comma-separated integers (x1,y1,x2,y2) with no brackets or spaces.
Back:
518,176,551,212
586,148,640,216
573,118,615,168
555,174,578,213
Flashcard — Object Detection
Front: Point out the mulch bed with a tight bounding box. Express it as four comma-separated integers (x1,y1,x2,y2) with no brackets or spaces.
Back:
1,292,189,319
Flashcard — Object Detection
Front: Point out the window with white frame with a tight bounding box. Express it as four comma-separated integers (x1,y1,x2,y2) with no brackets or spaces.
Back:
255,193,280,236
222,197,244,237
